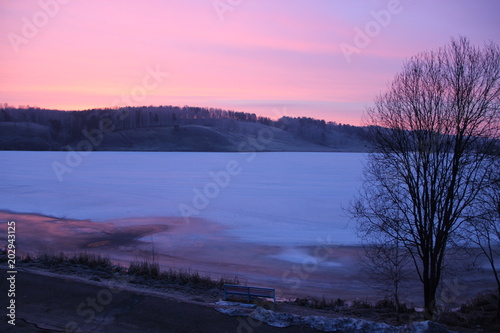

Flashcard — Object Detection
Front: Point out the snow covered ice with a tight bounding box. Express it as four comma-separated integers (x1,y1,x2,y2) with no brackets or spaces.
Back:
0,151,365,246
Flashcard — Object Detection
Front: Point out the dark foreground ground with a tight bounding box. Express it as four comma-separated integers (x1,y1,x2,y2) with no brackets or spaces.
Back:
1,211,498,332
0,269,318,333
3,266,499,333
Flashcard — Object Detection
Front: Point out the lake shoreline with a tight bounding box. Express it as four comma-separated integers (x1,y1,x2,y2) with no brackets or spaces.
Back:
1,210,496,308
1,261,493,332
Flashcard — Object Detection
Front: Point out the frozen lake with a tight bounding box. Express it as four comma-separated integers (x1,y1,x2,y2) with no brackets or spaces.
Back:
2,151,495,302
1,151,365,246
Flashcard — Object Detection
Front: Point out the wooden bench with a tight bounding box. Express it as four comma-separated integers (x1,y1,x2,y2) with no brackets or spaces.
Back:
224,284,276,303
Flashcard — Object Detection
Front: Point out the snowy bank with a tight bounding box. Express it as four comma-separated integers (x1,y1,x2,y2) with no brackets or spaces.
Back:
215,306,454,333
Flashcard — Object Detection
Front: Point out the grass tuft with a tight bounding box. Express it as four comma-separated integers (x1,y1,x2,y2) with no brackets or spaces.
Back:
294,296,347,309
39,252,68,265
18,251,116,272
69,252,113,270
128,260,160,279
126,258,239,289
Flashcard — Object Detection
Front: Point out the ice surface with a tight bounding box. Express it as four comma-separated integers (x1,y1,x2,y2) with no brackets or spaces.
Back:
269,248,343,267
0,151,366,245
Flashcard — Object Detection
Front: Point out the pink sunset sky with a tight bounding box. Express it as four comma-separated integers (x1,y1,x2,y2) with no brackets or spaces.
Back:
1,0,499,125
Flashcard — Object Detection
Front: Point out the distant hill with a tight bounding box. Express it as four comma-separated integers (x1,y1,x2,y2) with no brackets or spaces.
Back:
0,105,368,152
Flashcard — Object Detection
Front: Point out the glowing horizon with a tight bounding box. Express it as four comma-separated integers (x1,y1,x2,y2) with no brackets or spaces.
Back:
1,0,499,126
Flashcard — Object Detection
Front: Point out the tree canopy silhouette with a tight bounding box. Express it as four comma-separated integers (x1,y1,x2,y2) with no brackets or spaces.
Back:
352,37,499,319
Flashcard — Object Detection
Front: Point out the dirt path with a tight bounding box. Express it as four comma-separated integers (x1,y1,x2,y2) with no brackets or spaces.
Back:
1,269,319,333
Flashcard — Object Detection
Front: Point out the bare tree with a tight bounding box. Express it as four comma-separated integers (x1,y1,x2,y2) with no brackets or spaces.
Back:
352,37,500,319
357,219,412,321
465,164,500,317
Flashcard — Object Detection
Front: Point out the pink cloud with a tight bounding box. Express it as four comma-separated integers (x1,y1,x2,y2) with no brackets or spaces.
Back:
1,0,499,125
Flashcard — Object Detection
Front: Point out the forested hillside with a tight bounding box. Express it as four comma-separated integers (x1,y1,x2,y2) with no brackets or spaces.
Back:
0,105,367,152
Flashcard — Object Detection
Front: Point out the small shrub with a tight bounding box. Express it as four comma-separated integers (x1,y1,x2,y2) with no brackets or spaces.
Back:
218,275,240,288
69,253,113,270
460,293,498,313
351,299,372,309
374,298,414,313
374,299,395,309
20,252,35,263
293,296,343,309
128,260,160,279
39,252,67,265
156,268,237,289
439,293,500,330
334,298,346,307
294,297,310,307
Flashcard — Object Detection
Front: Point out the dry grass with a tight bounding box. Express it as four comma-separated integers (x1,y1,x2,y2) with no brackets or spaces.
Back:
292,296,418,326
127,258,239,289
128,260,160,279
16,250,239,290
292,296,412,312
21,251,115,271
439,293,500,331
293,296,347,310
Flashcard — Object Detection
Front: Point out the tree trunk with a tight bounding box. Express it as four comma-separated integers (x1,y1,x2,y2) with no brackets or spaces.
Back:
395,283,400,322
497,287,500,319
423,278,438,320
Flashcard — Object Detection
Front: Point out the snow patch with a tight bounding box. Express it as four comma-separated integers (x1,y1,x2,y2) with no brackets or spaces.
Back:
250,308,396,331
219,307,455,333
215,307,250,316
215,300,256,308
270,248,343,267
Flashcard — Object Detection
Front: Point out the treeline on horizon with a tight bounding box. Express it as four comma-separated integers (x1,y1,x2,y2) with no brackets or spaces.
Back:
0,104,365,150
